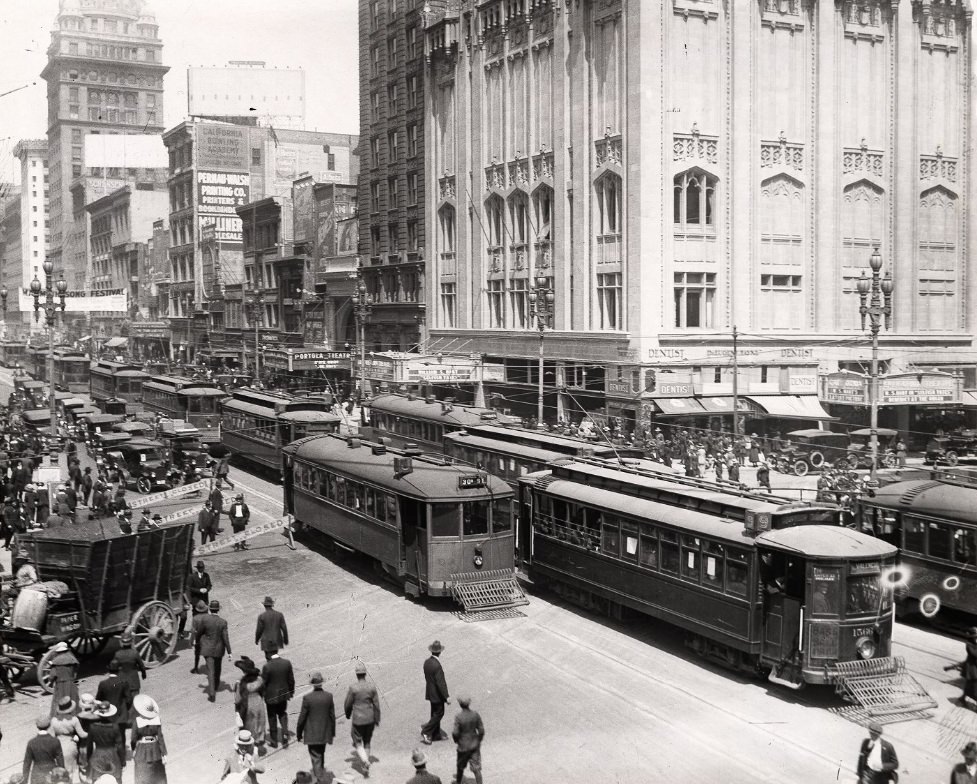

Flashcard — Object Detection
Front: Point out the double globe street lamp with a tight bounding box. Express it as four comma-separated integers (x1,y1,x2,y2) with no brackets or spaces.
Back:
350,278,374,404
30,260,69,452
528,276,555,426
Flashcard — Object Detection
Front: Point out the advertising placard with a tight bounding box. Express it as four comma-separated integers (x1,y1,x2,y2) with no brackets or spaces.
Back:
197,171,250,247
195,124,250,171
17,289,128,314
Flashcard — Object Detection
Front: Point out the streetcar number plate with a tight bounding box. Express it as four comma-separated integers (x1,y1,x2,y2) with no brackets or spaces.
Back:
458,474,485,489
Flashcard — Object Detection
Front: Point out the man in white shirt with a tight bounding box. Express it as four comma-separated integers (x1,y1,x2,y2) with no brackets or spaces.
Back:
856,722,898,784
950,741,977,784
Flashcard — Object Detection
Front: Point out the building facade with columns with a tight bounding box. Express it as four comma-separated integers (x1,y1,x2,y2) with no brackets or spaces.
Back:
421,0,974,429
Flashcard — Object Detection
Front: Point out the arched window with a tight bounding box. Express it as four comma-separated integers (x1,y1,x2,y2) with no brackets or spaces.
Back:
508,191,530,246
673,169,716,228
918,186,958,331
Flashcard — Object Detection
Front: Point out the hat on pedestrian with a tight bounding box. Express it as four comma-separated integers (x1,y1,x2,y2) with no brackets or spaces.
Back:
867,722,883,735
133,694,159,720
93,700,117,719
209,599,220,611
56,695,76,714
152,513,162,521
428,639,444,654
292,773,314,784
94,775,119,784
354,662,367,675
309,670,324,685
262,596,274,606
194,599,208,613
236,729,254,747
77,693,97,714
457,694,471,707
36,715,51,730
411,749,428,768
52,641,69,654
107,658,120,673
234,655,259,674
962,742,977,757
195,560,205,570
119,629,133,645
236,493,244,500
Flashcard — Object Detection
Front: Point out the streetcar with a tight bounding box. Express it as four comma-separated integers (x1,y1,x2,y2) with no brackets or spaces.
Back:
519,469,898,687
26,346,47,381
52,348,91,393
362,393,515,451
0,340,27,368
854,468,977,618
283,434,526,609
90,359,150,413
141,374,227,443
220,387,342,473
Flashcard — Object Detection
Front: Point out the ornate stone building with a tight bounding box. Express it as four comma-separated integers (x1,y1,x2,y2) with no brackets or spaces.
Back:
422,0,974,426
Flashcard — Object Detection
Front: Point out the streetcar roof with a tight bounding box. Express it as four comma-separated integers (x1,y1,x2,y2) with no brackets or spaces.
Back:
756,526,897,559
466,424,634,457
444,431,569,463
277,410,341,423
285,435,513,501
369,394,514,427
867,479,977,522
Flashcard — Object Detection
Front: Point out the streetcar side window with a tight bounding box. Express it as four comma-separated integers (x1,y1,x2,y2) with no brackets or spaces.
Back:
621,522,639,562
904,516,926,553
660,530,680,574
601,516,620,556
681,536,699,582
928,522,953,561
385,493,399,524
463,500,489,536
702,541,724,591
431,504,459,537
954,528,977,568
639,531,658,569
725,549,749,597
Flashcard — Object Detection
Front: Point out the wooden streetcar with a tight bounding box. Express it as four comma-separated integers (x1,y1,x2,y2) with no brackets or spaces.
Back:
1,519,195,692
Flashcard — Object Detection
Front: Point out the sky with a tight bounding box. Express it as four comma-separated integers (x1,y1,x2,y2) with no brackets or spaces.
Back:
0,0,360,187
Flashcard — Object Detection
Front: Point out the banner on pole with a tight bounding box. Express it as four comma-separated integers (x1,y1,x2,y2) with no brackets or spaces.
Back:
17,289,129,314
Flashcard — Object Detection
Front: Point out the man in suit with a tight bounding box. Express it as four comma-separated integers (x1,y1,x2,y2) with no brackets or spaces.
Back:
112,631,147,696
420,640,450,745
198,501,218,545
857,722,899,784
194,598,232,701
344,662,381,775
95,659,133,742
452,695,484,784
180,560,212,641
405,749,442,784
22,716,64,784
261,651,295,749
255,596,289,661
296,671,335,783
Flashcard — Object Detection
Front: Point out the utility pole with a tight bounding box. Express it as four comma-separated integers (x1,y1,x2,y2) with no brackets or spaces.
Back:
731,325,740,438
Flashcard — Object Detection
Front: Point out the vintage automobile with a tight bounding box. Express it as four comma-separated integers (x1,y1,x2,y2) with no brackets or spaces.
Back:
100,437,172,494
925,429,977,466
89,431,133,463
773,429,851,476
844,428,899,470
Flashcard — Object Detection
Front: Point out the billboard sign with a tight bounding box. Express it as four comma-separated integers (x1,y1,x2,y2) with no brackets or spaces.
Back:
17,289,128,314
197,171,250,247
879,373,960,405
195,124,250,171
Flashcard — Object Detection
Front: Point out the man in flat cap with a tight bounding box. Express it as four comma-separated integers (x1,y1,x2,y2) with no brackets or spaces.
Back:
951,741,977,784
22,716,64,784
255,595,288,661
452,695,484,784
344,661,381,775
857,721,898,784
420,640,449,746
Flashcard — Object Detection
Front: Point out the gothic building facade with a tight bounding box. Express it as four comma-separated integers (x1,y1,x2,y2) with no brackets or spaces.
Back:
422,0,974,423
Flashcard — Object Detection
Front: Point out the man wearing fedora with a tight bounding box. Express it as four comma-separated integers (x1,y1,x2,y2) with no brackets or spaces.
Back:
451,695,484,784
255,596,288,661
296,671,335,783
951,741,977,784
344,661,381,776
405,748,442,784
113,632,147,697
194,598,233,702
420,640,450,746
22,716,64,784
261,650,295,749
198,500,218,546
856,722,899,784
180,560,212,643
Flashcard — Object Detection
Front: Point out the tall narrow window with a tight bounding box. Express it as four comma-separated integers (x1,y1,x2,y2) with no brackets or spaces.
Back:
674,272,716,328
509,192,529,246
440,282,457,327
485,196,505,248
597,272,623,330
674,169,717,228
438,205,456,255
510,278,528,329
596,174,622,235
487,280,506,328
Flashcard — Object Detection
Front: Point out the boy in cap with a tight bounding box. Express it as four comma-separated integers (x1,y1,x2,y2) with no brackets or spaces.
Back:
22,716,64,784
856,722,898,784
344,661,380,775
405,749,442,784
452,695,484,784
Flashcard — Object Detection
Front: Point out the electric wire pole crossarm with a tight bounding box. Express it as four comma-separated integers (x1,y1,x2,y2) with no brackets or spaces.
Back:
856,247,894,483
528,276,554,425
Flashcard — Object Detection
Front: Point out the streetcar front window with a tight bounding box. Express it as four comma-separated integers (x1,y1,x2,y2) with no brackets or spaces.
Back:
431,504,459,537
846,574,890,615
463,501,489,536
492,498,512,533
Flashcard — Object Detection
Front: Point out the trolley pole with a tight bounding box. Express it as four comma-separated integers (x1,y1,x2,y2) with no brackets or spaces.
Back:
856,247,894,483
528,276,554,426
29,260,68,457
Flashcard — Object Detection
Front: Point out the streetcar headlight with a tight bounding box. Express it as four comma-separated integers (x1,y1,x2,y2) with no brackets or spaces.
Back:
473,545,484,569
855,636,876,659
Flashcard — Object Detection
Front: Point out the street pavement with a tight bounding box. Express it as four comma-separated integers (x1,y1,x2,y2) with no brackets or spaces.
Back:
0,457,972,784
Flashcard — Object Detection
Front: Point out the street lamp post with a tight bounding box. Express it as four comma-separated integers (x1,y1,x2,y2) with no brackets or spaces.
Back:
350,278,373,403
856,247,894,483
528,276,554,426
29,260,68,452
248,289,262,386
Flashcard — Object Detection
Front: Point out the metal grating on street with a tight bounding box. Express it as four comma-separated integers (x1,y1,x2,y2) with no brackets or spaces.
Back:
454,607,528,623
827,656,937,723
451,568,530,613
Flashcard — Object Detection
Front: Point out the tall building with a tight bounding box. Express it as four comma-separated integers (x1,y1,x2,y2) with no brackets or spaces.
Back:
41,0,168,285
422,0,975,433
0,189,23,336
10,141,50,330
358,0,427,352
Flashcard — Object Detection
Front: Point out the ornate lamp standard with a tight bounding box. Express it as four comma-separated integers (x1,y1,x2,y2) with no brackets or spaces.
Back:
527,276,554,425
247,289,262,386
30,260,68,449
856,247,894,483
350,277,373,402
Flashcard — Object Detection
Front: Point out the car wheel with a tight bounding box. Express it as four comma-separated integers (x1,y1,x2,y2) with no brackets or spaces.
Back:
793,459,809,477
136,477,152,495
809,451,826,469
882,453,898,469
945,451,960,466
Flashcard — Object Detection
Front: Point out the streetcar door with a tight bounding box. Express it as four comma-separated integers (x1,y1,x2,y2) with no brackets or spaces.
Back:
282,454,295,515
760,551,805,665
400,498,426,583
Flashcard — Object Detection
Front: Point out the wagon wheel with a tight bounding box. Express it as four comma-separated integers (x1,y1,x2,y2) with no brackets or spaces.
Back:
36,648,58,694
1,644,27,684
68,630,108,658
130,601,178,668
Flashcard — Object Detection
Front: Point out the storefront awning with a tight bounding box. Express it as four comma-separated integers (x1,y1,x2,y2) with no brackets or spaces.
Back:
103,337,127,348
745,395,835,420
651,398,705,416
696,396,749,414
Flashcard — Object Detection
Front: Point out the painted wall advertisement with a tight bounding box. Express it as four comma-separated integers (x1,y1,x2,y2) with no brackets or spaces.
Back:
195,124,250,171
197,171,250,247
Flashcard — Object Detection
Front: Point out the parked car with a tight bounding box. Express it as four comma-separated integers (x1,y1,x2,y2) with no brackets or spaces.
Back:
773,429,850,476
925,429,977,466
101,437,172,494
844,428,899,469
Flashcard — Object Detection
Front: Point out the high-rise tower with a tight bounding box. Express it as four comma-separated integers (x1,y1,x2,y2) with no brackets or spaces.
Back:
41,0,168,286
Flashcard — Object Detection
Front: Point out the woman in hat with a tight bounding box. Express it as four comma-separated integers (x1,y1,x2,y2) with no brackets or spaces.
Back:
234,656,268,756
76,693,98,774
50,694,88,783
86,701,124,784
48,642,81,718
220,729,265,783
130,694,168,784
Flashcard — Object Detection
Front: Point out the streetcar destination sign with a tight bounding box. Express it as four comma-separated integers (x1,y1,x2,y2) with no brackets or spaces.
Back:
457,474,486,489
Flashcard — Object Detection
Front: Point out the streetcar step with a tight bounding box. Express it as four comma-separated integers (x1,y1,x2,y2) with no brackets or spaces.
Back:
826,656,937,724
450,569,529,613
